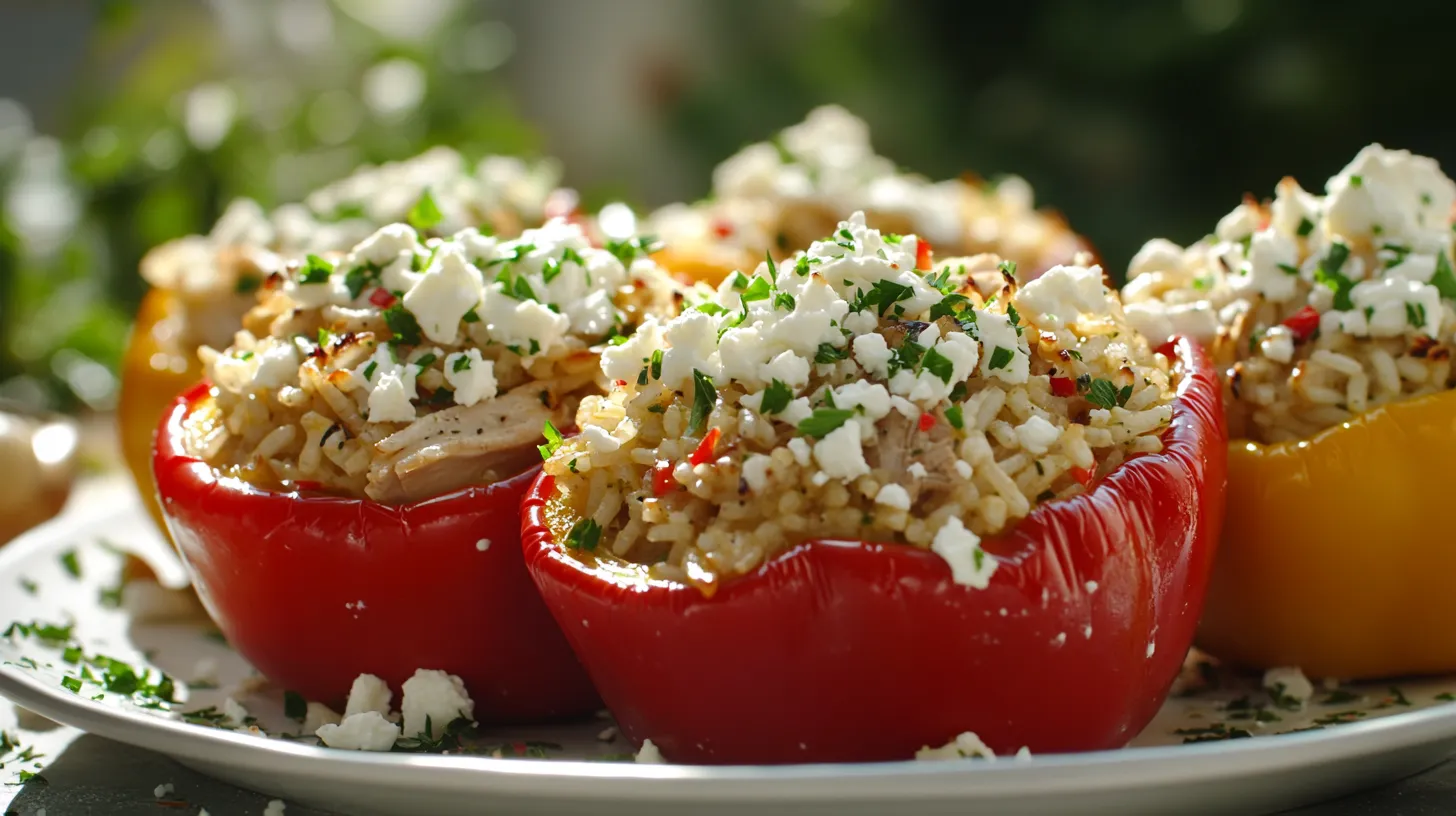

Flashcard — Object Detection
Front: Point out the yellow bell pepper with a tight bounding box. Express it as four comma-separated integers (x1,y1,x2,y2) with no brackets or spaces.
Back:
1198,386,1456,679
116,288,205,540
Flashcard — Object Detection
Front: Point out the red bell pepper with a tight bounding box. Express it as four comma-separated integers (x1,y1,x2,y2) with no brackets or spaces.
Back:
1280,305,1321,342
153,382,599,721
521,336,1225,763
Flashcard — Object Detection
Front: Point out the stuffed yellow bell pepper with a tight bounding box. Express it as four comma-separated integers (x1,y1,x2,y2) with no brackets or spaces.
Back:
1121,143,1456,680
646,106,1088,286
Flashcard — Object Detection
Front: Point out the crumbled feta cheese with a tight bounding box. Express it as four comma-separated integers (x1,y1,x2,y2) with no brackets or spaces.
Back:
907,462,928,479
1128,238,1185,279
976,311,1029,384
852,332,893,379
400,669,475,739
367,364,417,423
582,425,622,456
1263,666,1314,707
601,317,665,383
660,311,722,386
443,349,497,407
343,673,393,719
760,349,811,389
874,483,911,511
812,423,870,481
403,245,483,345
1014,415,1061,455
1342,278,1441,338
915,731,996,761
1123,301,1220,346
1013,264,1107,329
302,702,342,734
264,801,286,816
317,712,400,751
1236,230,1300,302
635,739,665,763
1325,144,1456,252
479,289,569,353
1260,326,1295,364
786,437,812,466
1270,177,1322,238
1215,202,1259,241
931,517,997,589
154,783,174,799
831,381,892,421
742,453,773,493
1015,746,1032,761
253,342,302,390
222,697,250,727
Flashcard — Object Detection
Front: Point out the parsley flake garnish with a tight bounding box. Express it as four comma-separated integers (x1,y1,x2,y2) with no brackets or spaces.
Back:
797,408,855,439
362,361,378,381
565,518,602,551
1313,242,1355,311
344,262,381,299
1406,302,1428,330
60,676,82,694
1277,263,1300,276
692,301,728,316
382,303,423,345
945,404,965,430
407,188,443,231
284,690,307,720
987,346,1014,371
59,549,81,579
462,307,480,324
414,352,438,371
604,236,663,265
759,379,792,414
920,346,954,384
740,276,772,303
1085,378,1121,409
1296,217,1315,237
299,254,333,285
1432,252,1456,301
814,343,849,364
689,369,716,435
538,421,565,461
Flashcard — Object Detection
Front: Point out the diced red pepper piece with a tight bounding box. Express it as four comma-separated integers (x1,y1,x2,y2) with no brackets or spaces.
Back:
652,461,676,497
688,428,721,467
1280,306,1321,342
613,379,628,387
369,288,397,308
1070,466,1095,487
712,219,734,239
916,237,933,271
918,413,936,432
1051,377,1076,397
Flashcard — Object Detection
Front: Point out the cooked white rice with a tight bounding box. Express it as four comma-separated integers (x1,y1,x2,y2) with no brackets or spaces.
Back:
541,211,1175,594
1120,144,1456,443
648,106,1086,284
185,219,679,504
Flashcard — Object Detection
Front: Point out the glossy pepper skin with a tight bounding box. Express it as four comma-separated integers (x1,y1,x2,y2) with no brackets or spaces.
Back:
521,337,1226,764
153,383,599,720
119,289,205,539
1200,387,1456,680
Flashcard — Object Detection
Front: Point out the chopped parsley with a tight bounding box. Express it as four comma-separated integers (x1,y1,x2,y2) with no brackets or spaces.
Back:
1277,263,1300,276
452,354,472,373
997,259,1018,279
929,293,971,322
407,188,443,231
234,275,262,295
59,549,81,579
773,291,796,312
1406,302,1428,330
1085,378,1122,410
537,421,565,461
726,271,749,291
1313,242,1355,311
689,369,716,435
414,352,438,371
987,346,1014,371
1006,303,1024,335
362,361,378,381
1433,252,1456,301
862,279,915,316
284,690,308,720
344,262,381,299
382,303,423,345
920,346,954,384
797,408,855,439
692,302,728,316
1297,217,1316,237
740,276,772,303
945,404,965,430
60,675,82,694
1350,174,1363,187
650,349,663,380
541,257,564,284
814,343,849,364
793,256,818,277
299,254,333,285
564,518,602,552
759,379,792,414
604,235,663,265
462,307,480,324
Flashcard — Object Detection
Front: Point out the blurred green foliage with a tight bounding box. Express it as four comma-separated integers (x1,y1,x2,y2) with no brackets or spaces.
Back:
0,0,537,412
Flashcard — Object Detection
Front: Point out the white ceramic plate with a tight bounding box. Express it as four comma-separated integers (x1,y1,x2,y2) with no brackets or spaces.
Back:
2,491,1456,816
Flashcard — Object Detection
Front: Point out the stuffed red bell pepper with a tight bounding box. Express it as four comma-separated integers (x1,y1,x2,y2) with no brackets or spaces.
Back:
523,211,1226,764
153,215,680,723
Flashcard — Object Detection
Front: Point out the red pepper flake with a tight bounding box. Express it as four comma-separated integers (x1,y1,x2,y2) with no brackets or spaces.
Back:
688,427,721,467
711,219,734,239
652,461,676,496
918,413,936,432
613,379,628,387
1070,466,1095,488
1050,376,1076,397
1280,305,1321,342
369,288,397,308
916,238,934,270
512,741,528,756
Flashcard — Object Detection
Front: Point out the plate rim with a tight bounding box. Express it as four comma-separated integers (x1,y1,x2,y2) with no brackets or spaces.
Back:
3,490,1456,804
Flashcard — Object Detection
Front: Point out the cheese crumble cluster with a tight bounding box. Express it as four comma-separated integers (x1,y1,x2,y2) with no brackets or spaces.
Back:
311,670,477,752
542,212,1176,594
648,106,1085,285
1121,144,1456,442
186,218,678,503
140,147,563,352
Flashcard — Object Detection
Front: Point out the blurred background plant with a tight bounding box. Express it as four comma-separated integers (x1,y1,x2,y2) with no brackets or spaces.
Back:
2,0,1453,415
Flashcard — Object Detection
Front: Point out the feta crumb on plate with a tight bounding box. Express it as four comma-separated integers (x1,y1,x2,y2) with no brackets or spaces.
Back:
316,711,401,751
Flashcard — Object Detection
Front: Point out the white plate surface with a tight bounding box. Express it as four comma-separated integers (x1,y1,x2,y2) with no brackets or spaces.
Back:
1,490,1455,816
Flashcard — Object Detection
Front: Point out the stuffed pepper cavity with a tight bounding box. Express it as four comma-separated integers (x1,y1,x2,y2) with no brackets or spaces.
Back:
1121,144,1456,679
648,106,1090,286
524,211,1226,763
121,148,566,532
154,215,678,719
